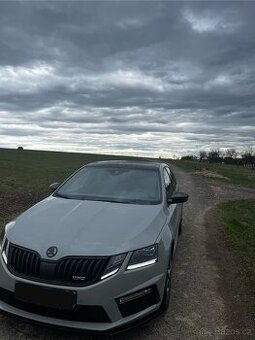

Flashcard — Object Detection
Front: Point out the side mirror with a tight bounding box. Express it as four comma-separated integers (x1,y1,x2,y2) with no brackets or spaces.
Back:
49,182,60,192
168,191,189,205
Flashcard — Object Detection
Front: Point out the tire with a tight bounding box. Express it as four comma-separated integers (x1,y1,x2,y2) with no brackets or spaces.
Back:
178,218,183,235
161,256,172,311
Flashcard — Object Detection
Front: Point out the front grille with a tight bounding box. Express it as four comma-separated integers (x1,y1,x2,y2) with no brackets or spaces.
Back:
0,287,111,323
8,243,40,278
55,257,109,284
7,243,109,286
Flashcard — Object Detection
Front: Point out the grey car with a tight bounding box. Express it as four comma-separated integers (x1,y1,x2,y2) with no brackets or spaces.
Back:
0,160,188,333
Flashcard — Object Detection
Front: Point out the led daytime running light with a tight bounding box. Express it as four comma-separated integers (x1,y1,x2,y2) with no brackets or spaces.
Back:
127,258,157,270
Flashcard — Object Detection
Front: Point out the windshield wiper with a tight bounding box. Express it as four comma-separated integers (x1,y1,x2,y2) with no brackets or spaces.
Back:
88,198,127,204
54,193,72,199
87,198,150,204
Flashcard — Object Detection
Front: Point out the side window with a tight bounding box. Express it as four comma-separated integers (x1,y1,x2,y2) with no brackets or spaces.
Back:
163,168,174,197
168,168,177,191
164,168,171,188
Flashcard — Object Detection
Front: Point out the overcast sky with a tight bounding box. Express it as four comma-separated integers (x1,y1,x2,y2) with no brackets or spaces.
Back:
0,1,254,157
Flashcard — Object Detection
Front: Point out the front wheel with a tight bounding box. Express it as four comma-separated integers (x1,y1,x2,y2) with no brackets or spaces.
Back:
161,258,172,311
178,218,183,235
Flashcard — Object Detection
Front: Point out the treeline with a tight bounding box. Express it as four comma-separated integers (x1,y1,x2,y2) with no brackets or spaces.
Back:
181,147,255,170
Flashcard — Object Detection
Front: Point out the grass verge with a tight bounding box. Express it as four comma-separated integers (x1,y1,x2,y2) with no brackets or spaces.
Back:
217,199,255,260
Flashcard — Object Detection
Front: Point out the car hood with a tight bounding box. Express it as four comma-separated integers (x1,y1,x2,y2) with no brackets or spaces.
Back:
7,196,166,258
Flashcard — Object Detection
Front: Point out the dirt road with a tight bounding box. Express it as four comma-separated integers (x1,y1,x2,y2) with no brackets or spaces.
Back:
0,167,254,339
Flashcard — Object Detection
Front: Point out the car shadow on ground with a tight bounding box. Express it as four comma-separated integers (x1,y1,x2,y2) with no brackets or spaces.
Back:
0,312,156,340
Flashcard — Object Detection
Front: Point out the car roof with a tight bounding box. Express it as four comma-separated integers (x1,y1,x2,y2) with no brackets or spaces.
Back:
86,159,168,170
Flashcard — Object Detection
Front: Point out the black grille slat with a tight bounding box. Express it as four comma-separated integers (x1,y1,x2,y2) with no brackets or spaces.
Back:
9,245,14,268
79,258,89,276
86,259,95,278
24,252,29,274
68,259,76,277
63,258,71,280
26,252,33,275
20,250,26,274
7,243,108,286
15,248,19,268
55,258,62,278
34,254,40,276
93,259,104,279
73,258,84,276
16,249,22,273
12,247,18,270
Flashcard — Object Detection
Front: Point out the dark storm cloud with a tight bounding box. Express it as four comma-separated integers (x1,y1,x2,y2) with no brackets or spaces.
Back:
0,1,254,156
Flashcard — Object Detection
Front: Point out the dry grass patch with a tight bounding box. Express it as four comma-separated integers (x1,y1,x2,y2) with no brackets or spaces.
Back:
191,168,230,180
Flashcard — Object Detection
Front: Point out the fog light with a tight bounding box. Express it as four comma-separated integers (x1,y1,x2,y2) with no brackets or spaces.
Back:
116,285,160,317
118,288,152,304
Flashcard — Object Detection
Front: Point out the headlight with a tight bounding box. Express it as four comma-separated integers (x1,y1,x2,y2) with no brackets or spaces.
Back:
101,253,127,280
1,221,15,265
2,238,9,265
0,225,10,265
127,244,158,270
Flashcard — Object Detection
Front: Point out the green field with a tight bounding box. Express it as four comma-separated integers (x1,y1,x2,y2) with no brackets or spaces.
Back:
172,160,255,189
218,199,255,260
0,148,148,193
1,149,253,193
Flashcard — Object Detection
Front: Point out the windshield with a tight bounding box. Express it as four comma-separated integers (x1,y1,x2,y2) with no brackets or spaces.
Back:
55,166,162,205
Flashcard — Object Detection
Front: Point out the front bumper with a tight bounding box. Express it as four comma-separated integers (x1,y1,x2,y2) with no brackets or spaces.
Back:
0,253,166,332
